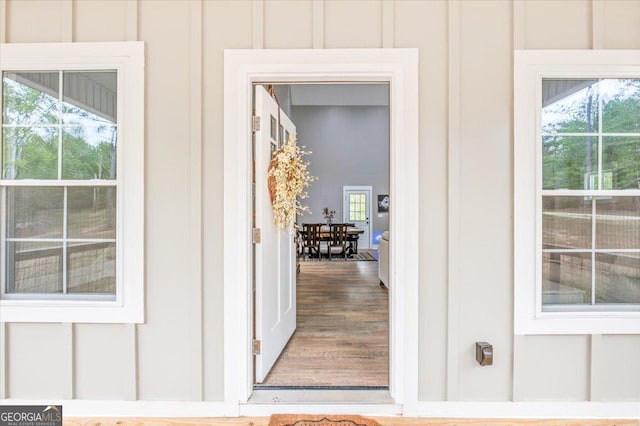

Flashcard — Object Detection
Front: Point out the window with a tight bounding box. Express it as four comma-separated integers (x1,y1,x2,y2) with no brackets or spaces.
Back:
515,50,640,334
349,193,366,221
0,42,144,323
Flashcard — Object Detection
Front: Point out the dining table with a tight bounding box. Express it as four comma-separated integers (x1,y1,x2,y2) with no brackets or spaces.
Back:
297,224,365,257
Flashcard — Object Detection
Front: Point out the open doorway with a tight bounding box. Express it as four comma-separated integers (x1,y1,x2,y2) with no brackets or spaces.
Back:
252,83,390,389
223,48,419,407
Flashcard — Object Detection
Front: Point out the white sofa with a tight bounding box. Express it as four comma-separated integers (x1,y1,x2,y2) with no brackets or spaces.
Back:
378,231,389,288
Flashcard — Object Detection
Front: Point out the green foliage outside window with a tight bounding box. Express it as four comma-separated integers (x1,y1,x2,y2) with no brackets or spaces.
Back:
542,79,640,191
2,72,116,181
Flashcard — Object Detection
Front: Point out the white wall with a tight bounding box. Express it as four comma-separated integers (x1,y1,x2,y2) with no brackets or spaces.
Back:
1,0,639,405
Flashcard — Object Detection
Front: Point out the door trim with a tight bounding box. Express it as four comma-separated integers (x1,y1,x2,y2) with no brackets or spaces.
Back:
342,185,373,249
223,48,419,408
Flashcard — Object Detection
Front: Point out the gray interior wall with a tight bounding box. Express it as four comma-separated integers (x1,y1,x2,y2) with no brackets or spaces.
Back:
292,105,390,245
272,85,293,117
1,0,640,405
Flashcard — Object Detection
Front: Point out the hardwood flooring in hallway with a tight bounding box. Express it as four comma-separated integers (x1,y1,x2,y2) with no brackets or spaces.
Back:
260,260,389,387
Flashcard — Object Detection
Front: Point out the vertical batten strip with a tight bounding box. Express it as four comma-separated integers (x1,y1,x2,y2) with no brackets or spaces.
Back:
512,335,524,401
0,324,6,398
590,334,602,401
312,0,324,49
511,0,524,402
126,0,139,402
513,0,525,50
0,1,5,396
189,0,204,402
252,0,264,49
124,324,137,400
62,0,73,42
65,323,74,399
591,0,604,49
382,0,394,48
446,0,461,402
126,0,138,42
62,1,75,400
0,6,5,395
0,0,7,43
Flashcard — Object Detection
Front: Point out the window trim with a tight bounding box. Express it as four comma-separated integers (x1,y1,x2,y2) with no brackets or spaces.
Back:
0,42,144,323
515,50,640,335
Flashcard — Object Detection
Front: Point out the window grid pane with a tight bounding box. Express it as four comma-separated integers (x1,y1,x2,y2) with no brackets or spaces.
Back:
542,252,592,305
2,70,118,182
541,78,640,309
595,253,640,304
5,185,117,296
349,194,366,221
2,69,118,299
67,242,116,294
6,241,63,294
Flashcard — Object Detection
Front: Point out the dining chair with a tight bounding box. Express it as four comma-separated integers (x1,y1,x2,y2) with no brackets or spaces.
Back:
343,223,358,254
301,223,323,260
327,223,349,260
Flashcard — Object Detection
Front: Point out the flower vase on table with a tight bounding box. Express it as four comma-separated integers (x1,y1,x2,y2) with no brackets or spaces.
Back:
322,207,336,227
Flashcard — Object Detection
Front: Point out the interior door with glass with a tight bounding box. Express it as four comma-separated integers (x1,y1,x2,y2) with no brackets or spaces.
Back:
253,85,297,383
343,186,372,249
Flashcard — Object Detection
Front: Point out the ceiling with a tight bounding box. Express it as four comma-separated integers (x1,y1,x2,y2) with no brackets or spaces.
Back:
279,83,389,107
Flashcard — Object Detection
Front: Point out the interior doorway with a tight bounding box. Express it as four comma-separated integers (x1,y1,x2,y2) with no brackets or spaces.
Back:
223,48,419,407
252,83,389,389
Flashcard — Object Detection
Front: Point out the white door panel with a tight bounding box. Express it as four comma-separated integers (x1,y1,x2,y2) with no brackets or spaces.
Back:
254,85,297,383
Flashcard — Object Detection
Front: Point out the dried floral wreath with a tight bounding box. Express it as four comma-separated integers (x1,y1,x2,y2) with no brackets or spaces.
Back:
267,135,316,230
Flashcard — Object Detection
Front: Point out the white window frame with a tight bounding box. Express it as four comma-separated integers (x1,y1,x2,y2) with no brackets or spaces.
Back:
515,50,640,335
0,42,145,323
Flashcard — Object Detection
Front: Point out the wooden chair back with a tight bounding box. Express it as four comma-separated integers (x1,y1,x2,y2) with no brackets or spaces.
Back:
329,223,349,247
302,223,323,250
327,223,349,259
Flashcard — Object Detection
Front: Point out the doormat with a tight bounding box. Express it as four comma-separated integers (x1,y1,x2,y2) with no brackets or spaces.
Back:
269,414,381,426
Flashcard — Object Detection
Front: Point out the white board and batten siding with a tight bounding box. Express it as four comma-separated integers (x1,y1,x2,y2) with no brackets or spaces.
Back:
1,0,639,417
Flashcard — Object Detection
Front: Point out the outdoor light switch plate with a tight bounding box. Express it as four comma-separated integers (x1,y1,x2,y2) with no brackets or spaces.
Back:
475,341,493,366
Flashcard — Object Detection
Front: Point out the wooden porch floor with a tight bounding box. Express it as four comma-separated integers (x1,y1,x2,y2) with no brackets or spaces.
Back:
260,259,389,387
66,417,640,425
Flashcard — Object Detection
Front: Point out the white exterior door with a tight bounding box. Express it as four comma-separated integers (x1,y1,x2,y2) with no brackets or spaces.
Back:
343,186,372,249
254,85,297,383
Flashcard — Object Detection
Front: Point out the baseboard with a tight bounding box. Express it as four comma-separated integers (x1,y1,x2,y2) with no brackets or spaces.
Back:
404,401,640,420
1,399,638,419
0,399,234,417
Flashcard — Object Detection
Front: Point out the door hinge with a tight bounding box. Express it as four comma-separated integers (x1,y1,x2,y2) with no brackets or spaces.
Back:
252,228,261,244
252,115,261,132
253,339,261,355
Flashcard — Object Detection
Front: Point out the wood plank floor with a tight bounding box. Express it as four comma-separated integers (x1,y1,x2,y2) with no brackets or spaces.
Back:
260,259,389,387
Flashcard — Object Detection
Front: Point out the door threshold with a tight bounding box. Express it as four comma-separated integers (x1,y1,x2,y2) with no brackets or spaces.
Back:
248,389,394,404
254,385,389,391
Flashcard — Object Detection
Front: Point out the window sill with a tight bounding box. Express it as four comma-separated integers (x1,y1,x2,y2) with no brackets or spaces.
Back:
0,300,144,323
516,312,640,335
